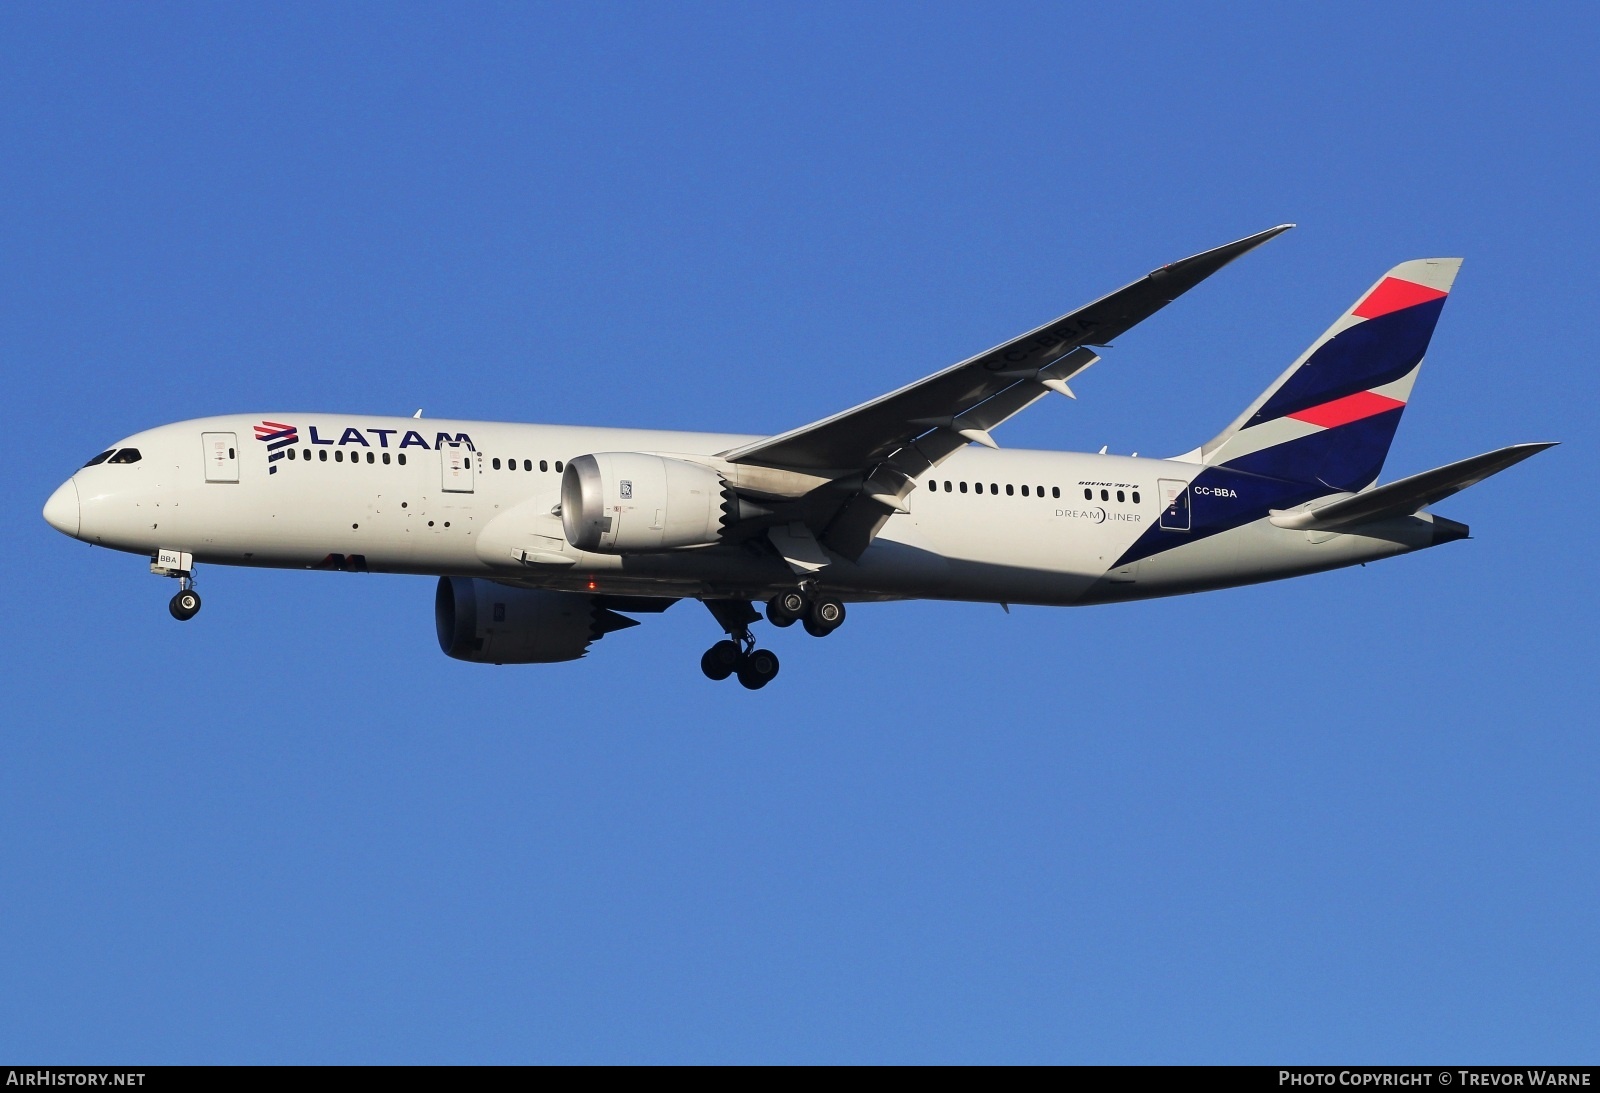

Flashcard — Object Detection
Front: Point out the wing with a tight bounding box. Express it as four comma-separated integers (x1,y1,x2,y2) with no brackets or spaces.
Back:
721,224,1294,474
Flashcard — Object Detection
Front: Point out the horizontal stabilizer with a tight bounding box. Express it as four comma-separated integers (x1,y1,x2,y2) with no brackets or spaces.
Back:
1269,442,1555,531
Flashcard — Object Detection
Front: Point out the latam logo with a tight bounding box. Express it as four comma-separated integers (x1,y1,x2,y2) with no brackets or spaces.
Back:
254,421,476,473
255,420,299,474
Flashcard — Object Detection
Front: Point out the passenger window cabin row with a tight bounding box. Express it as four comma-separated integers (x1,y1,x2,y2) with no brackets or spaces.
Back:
489,458,564,473
278,450,569,474
929,481,1061,499
925,480,1142,504
284,448,409,465
1084,488,1140,503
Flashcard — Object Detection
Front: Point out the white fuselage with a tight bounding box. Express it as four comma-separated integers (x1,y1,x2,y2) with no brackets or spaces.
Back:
50,413,1441,606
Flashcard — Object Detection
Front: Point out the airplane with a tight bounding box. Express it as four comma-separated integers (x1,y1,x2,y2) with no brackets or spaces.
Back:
42,225,1552,689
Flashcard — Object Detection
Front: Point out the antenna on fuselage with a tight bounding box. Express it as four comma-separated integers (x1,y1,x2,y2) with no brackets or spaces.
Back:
413,409,423,418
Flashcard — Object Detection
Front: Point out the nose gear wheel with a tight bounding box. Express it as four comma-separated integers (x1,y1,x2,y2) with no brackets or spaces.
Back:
169,587,201,621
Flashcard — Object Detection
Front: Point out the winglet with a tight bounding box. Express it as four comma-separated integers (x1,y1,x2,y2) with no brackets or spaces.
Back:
1072,223,1295,349
1150,224,1295,282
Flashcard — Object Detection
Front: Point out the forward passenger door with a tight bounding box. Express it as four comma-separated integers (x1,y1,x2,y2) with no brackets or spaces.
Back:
202,432,239,483
440,444,475,493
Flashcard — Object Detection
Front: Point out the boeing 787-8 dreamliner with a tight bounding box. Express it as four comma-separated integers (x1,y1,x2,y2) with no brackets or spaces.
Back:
42,225,1551,688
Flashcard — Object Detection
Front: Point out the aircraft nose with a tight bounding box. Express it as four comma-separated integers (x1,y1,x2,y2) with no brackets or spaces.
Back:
43,478,80,538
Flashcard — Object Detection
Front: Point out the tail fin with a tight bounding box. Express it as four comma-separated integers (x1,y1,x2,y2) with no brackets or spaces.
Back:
1200,258,1462,491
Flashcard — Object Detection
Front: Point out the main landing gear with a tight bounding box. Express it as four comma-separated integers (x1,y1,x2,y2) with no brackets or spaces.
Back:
766,589,845,638
698,588,848,689
700,640,780,689
700,599,780,690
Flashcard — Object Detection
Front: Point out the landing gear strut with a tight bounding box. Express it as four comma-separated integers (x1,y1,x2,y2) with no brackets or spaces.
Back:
700,599,780,689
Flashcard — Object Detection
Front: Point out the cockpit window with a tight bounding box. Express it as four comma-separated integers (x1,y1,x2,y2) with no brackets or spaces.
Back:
107,448,142,464
83,450,115,467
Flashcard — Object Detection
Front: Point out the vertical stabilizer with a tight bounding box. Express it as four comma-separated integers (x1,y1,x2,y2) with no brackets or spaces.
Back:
1200,258,1461,492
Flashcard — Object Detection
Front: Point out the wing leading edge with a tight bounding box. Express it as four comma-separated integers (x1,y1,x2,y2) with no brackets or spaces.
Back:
717,224,1293,560
721,224,1295,474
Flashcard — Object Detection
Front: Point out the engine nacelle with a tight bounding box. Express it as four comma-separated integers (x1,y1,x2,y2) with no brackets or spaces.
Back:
561,452,729,553
434,577,635,664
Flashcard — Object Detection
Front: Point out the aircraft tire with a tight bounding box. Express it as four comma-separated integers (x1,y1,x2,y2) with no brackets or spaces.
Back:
766,591,806,626
169,590,201,621
737,648,780,689
808,596,845,629
701,640,741,681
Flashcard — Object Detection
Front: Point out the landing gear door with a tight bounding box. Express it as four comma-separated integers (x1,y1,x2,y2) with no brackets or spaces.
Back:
202,432,239,483
440,444,475,493
1159,478,1190,532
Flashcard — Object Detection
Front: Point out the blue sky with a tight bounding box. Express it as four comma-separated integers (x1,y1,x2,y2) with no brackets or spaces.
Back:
3,2,1596,1063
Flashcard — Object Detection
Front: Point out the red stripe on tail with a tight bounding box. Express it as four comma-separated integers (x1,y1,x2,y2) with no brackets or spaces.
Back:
1287,390,1406,429
1352,277,1447,320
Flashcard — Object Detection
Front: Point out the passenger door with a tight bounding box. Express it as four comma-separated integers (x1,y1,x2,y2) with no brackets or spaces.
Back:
440,444,475,493
202,432,239,483
1158,478,1190,532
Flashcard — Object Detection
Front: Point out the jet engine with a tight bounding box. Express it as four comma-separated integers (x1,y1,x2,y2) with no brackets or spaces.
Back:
562,452,739,553
434,577,638,664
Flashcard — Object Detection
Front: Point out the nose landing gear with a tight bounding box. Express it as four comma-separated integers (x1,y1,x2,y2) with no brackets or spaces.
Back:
152,549,201,621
